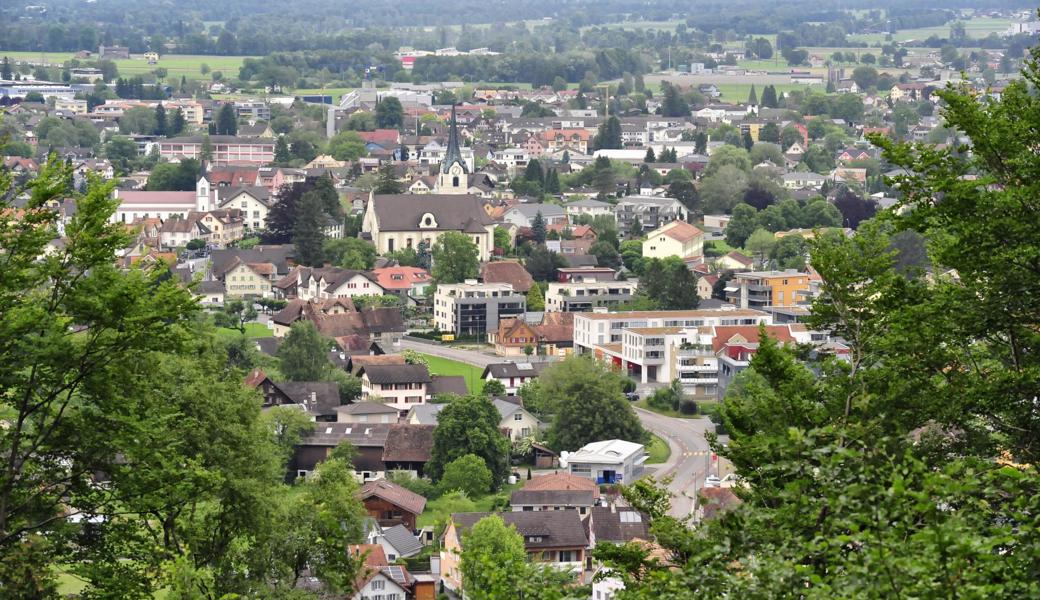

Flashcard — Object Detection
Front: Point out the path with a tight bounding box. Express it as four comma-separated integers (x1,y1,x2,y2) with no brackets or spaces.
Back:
401,341,716,518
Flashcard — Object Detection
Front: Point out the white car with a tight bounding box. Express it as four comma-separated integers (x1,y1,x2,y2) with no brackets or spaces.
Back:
704,475,721,488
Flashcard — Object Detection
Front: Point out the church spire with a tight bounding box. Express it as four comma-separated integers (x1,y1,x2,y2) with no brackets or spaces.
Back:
441,103,467,174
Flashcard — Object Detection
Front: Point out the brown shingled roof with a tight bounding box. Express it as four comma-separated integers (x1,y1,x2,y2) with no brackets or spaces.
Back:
357,479,427,515
381,424,435,463
482,261,535,293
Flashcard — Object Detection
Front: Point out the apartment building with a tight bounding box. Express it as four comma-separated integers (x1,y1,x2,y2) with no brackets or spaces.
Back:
573,308,771,354
544,280,638,313
641,220,704,260
433,281,526,336
725,270,811,309
158,136,275,165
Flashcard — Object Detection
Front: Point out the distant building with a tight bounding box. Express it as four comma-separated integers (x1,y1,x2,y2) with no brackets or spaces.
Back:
563,439,646,485
433,281,526,336
98,45,130,60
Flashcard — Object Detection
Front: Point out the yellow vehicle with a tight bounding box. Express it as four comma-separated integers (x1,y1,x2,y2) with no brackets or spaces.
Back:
441,334,455,342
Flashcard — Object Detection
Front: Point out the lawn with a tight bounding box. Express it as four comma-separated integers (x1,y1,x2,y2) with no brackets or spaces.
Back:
214,322,274,340
417,353,485,395
645,433,671,465
848,16,1013,45
417,481,522,529
712,82,809,103
0,51,253,81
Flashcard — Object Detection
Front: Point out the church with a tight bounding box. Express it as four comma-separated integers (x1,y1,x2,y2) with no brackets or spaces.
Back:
433,104,471,195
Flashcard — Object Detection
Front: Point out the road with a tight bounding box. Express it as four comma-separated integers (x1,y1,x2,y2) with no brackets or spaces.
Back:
401,340,716,518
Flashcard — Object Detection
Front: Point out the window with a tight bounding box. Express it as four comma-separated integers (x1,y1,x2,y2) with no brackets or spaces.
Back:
514,413,523,421
559,550,575,562
371,579,385,591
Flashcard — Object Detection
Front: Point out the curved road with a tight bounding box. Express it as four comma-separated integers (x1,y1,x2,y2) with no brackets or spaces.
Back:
401,339,714,517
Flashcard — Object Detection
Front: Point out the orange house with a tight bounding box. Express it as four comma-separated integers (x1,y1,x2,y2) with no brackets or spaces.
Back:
727,270,810,308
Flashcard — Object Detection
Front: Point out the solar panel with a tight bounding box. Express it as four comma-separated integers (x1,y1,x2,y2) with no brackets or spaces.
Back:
619,511,642,523
385,565,406,583
517,362,533,370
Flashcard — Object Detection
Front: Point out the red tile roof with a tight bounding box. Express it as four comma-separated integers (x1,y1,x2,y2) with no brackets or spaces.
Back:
481,261,534,293
370,266,431,290
710,325,796,353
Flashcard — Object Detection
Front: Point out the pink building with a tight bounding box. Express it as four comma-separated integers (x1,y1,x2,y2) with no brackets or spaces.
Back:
158,136,275,165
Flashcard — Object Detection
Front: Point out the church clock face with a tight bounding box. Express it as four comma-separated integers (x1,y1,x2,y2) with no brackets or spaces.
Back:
451,164,462,175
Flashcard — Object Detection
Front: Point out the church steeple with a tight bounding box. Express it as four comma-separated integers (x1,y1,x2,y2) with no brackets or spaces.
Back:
436,103,469,194
441,104,467,175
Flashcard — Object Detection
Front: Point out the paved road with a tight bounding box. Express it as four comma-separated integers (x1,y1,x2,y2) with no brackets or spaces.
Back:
400,341,715,518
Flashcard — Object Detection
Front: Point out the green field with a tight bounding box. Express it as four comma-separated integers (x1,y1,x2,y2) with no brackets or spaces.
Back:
645,433,671,465
215,322,274,340
849,16,1013,45
713,83,808,102
417,353,485,394
0,51,253,81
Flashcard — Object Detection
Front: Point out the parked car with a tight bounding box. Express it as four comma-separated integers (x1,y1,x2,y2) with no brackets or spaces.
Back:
625,392,640,402
704,475,721,488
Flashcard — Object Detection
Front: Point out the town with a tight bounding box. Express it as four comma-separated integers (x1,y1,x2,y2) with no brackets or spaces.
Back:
1,2,1038,599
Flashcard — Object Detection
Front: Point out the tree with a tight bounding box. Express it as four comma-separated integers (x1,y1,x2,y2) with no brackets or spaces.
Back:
439,454,493,497
700,165,750,214
328,130,367,161
292,189,328,266
644,147,656,163
668,180,699,214
460,515,528,599
531,211,547,243
119,105,158,134
704,145,751,177
278,321,331,381
851,65,879,91
525,282,545,311
744,227,777,259
660,82,689,117
0,57,11,81
769,234,808,269
154,102,167,136
524,246,566,282
494,226,512,254
375,96,404,129
146,159,200,191
274,136,291,164
324,237,377,270
636,257,700,310
589,240,621,270
833,187,877,229
539,357,647,450
103,135,138,175
169,108,186,135
544,169,561,194
428,395,510,486
482,379,506,397
760,85,778,108
432,231,479,283
747,84,758,106
725,203,759,247
594,116,622,150
216,103,237,135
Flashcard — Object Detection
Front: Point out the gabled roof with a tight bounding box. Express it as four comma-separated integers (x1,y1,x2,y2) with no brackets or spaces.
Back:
338,401,400,415
368,194,493,232
589,506,650,543
653,220,702,243
481,261,534,293
360,364,432,385
451,511,588,550
271,381,341,416
358,479,427,515
381,523,425,557
216,185,273,207
381,424,435,463
523,472,600,499
482,361,550,379
428,375,468,397
407,403,447,425
349,354,406,375
510,489,595,507
710,324,797,353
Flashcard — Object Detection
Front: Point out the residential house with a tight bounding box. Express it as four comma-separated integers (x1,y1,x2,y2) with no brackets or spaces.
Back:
347,545,412,600
781,171,828,190
290,423,434,482
481,261,535,294
370,266,433,304
509,489,596,515
493,398,542,441
564,198,613,222
489,312,574,357
433,281,526,336
221,257,278,298
614,196,688,233
586,506,650,546
481,362,550,395
641,220,704,260
501,203,568,229
159,215,209,249
276,266,383,301
714,250,754,271
336,402,401,424
368,523,425,562
441,511,589,592
245,369,340,421
357,479,427,531
359,364,433,416
522,472,600,500
271,301,406,349
363,194,497,261
563,439,646,485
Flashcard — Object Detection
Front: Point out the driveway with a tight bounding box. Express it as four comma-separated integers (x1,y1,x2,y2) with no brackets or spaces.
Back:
398,341,716,518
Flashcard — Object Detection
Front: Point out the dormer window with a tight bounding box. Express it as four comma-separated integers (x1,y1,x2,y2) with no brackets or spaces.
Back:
420,213,437,228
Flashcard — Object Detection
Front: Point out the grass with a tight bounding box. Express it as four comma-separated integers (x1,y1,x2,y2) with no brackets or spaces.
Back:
634,398,698,419
214,322,274,340
848,16,1013,45
417,353,485,394
645,433,671,465
0,51,253,81
712,82,810,103
417,481,523,529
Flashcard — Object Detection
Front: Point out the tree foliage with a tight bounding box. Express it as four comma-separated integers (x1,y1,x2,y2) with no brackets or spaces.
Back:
432,231,480,283
428,395,510,487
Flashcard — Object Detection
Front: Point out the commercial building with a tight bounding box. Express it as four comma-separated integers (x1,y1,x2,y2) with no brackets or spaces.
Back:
563,439,647,485
544,280,638,313
433,281,525,336
158,136,276,165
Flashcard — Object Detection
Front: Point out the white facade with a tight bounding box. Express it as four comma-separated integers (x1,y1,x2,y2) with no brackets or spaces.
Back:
573,308,770,353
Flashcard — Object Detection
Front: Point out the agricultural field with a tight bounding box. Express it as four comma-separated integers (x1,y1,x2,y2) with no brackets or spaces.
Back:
0,51,253,81
848,16,1014,45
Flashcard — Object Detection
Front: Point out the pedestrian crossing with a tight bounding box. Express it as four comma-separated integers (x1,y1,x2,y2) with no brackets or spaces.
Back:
681,450,713,457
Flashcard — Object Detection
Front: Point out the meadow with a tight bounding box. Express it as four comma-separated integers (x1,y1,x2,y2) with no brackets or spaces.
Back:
0,51,253,81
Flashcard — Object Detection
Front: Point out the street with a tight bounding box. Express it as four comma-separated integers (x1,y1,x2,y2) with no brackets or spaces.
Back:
401,341,716,518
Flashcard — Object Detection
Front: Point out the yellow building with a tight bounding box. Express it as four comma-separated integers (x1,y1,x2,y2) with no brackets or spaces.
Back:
641,220,704,260
726,270,810,308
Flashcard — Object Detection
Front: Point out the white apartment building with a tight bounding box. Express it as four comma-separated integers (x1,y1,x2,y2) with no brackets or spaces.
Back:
544,281,638,313
573,308,771,353
433,281,525,336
